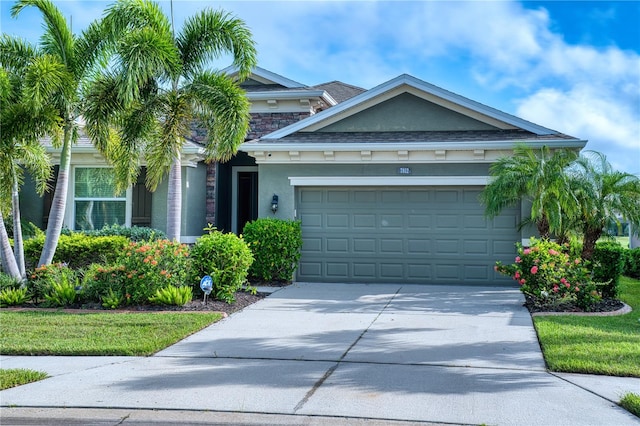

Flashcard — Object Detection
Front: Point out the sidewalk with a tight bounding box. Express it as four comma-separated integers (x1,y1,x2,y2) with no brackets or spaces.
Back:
2,283,639,425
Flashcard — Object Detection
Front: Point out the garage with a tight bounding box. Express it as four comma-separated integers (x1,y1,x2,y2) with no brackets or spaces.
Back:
296,186,520,284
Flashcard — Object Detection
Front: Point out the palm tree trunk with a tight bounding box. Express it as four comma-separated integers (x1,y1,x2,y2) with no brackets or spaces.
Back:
11,166,26,278
39,126,72,266
581,226,602,261
536,216,551,239
166,151,182,241
0,211,22,280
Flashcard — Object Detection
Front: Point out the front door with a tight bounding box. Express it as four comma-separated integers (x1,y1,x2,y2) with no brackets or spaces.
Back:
232,167,258,234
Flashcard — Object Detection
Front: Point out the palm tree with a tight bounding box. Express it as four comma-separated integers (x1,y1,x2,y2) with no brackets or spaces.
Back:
6,0,107,266
480,144,579,239
569,151,640,260
0,37,61,279
83,0,257,241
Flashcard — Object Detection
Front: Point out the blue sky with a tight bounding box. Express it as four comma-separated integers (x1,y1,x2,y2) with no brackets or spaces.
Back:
2,0,639,174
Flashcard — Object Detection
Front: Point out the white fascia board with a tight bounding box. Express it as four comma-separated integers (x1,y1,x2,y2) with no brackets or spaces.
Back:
222,65,306,88
240,138,588,153
289,176,490,186
247,90,337,106
264,74,559,139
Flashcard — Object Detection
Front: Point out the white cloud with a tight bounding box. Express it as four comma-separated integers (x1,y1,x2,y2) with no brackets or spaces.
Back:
517,85,640,174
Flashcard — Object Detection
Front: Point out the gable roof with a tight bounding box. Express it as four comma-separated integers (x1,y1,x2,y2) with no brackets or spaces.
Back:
262,74,560,139
311,81,367,103
223,65,306,88
223,65,338,108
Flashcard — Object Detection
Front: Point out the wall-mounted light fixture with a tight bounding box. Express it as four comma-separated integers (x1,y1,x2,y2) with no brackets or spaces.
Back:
271,194,279,213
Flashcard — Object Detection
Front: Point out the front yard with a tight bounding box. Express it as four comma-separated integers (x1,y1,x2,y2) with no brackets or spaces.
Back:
533,276,640,377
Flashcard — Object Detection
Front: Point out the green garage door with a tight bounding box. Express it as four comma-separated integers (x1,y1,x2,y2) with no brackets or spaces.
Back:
297,187,520,284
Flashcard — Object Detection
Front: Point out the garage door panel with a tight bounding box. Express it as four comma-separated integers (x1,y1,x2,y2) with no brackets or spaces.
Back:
353,263,376,278
327,262,349,277
408,214,431,228
354,238,376,253
297,187,519,284
326,238,349,253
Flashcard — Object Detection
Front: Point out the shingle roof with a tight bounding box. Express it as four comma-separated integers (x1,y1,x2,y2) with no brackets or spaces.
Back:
259,129,580,144
311,81,367,103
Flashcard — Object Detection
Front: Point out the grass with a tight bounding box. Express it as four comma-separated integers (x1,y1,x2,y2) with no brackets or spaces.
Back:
0,311,222,356
533,276,640,377
620,393,640,418
0,368,48,390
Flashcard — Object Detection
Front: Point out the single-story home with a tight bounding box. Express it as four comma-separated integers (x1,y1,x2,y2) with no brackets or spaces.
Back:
20,67,587,284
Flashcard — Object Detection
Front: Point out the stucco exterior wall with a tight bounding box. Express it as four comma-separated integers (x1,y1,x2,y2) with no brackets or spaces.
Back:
318,93,498,132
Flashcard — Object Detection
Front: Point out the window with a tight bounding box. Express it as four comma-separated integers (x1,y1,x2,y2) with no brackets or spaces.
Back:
74,168,126,231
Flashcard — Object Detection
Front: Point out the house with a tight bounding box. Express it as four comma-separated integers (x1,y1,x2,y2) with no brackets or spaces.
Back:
20,67,586,284
239,73,586,284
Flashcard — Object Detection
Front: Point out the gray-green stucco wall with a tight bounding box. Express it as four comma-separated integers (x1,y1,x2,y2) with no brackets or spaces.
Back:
320,93,498,132
150,163,207,237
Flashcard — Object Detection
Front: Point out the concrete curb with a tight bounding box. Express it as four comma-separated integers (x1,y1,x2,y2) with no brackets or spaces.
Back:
531,302,632,317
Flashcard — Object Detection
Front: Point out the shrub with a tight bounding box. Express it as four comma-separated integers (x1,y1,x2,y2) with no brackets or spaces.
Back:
3,217,44,240
83,224,167,242
149,285,193,306
24,234,129,269
623,248,640,279
190,229,253,304
0,287,29,307
27,263,78,304
0,272,22,290
243,218,302,282
82,240,190,305
591,241,625,298
44,278,79,307
495,238,601,311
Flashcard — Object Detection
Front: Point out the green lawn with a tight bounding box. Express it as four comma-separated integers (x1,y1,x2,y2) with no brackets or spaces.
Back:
0,311,222,356
533,276,640,377
0,368,48,390
620,393,640,418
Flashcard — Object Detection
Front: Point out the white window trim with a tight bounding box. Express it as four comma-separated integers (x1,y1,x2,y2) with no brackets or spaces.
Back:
67,166,132,230
288,176,489,186
231,166,258,234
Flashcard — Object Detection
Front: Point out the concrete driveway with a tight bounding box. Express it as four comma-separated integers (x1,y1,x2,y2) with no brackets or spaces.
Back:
1,283,638,425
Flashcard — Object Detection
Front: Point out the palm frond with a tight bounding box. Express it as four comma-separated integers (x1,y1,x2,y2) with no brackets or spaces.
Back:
186,71,250,162
12,0,75,69
177,9,257,80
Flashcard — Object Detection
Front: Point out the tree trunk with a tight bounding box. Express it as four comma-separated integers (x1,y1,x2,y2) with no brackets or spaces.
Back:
39,126,72,266
581,226,602,261
11,166,26,278
536,216,551,240
166,152,182,241
0,211,22,280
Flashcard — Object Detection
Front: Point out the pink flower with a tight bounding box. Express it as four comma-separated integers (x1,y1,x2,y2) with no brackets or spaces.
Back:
574,286,580,292
549,249,559,255
519,279,526,285
514,271,521,279
530,266,538,275
574,259,581,265
565,282,571,288
523,249,531,255
515,256,522,263
552,285,559,293
560,277,568,284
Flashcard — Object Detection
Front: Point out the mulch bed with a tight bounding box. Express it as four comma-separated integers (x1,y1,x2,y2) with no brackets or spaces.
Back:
525,296,626,315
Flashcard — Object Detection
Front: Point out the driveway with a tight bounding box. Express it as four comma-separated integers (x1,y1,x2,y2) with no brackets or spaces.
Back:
1,283,638,425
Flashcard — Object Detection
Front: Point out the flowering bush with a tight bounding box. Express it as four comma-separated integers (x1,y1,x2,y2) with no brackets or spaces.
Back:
495,238,601,310
83,240,190,306
27,262,79,304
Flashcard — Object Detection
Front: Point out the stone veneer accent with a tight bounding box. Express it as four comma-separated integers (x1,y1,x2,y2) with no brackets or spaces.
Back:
205,111,311,226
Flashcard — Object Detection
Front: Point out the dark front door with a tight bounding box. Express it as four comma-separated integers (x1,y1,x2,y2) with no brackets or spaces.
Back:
132,168,152,227
237,171,258,233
